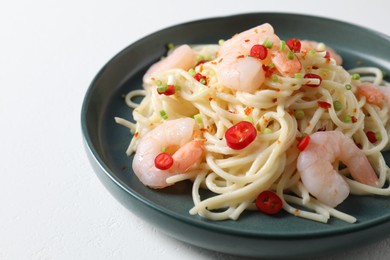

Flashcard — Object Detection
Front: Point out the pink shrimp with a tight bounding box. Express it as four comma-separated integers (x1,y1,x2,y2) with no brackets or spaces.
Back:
297,131,379,207
143,44,197,82
300,40,343,65
215,23,301,92
271,49,302,76
378,86,390,107
357,82,386,105
132,118,204,189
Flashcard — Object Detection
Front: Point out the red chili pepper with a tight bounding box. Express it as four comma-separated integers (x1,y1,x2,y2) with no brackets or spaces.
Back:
194,73,207,84
297,135,310,151
304,73,322,87
157,85,176,96
256,190,283,215
225,121,257,150
286,38,301,52
317,101,331,109
196,60,208,66
262,64,276,77
250,44,268,60
154,152,174,170
324,51,331,59
366,131,377,143
351,116,357,123
164,85,176,95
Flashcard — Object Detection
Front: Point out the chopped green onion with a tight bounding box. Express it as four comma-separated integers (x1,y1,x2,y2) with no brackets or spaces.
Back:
287,51,295,60
188,68,196,76
343,115,352,123
167,43,174,50
200,78,206,85
159,110,168,120
161,147,167,152
294,73,302,79
196,55,204,62
268,63,275,69
375,132,382,141
309,49,316,55
272,75,279,82
294,109,305,120
280,40,286,51
333,100,342,111
263,128,273,134
352,73,360,80
155,80,162,86
157,83,168,93
194,114,203,125
218,39,225,45
263,38,273,49
345,84,352,90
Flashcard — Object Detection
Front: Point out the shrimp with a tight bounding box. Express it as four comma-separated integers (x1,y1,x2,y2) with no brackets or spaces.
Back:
379,86,390,108
215,23,301,92
300,40,343,65
271,50,302,76
356,82,390,109
297,131,379,207
143,44,197,82
132,118,205,189
215,54,265,92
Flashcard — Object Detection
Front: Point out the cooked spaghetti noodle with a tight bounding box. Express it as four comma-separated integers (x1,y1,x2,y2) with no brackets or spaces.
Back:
116,23,390,223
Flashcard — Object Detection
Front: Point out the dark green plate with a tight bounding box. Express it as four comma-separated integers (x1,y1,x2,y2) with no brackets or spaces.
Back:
81,13,390,259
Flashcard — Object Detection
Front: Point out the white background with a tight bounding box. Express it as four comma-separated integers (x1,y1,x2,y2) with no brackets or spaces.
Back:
1,0,390,259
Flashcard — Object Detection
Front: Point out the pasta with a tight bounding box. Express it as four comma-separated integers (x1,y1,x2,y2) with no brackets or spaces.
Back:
116,23,390,223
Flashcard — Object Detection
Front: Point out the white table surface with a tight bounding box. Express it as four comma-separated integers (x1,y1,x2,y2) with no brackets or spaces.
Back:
2,1,390,259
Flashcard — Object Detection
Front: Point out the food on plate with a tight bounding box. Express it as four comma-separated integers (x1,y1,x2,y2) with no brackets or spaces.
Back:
115,23,390,223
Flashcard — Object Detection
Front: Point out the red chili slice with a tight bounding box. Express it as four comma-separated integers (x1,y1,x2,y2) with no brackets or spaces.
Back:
366,131,377,143
250,44,268,60
262,64,276,77
194,73,207,84
286,38,301,52
154,152,174,170
317,101,331,109
225,121,257,150
304,73,322,87
297,135,310,151
196,60,208,66
157,85,176,96
256,190,283,215
164,85,176,95
324,51,331,59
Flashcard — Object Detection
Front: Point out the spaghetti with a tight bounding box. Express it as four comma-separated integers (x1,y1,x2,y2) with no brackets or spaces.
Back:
116,23,390,223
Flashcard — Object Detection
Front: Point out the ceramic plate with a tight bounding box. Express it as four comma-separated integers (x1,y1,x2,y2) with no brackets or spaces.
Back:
81,13,390,258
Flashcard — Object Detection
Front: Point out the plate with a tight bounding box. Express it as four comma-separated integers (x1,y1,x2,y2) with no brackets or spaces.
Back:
81,13,390,258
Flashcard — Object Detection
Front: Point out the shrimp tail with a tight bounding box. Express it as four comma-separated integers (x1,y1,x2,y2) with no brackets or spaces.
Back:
346,156,380,187
172,139,205,173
